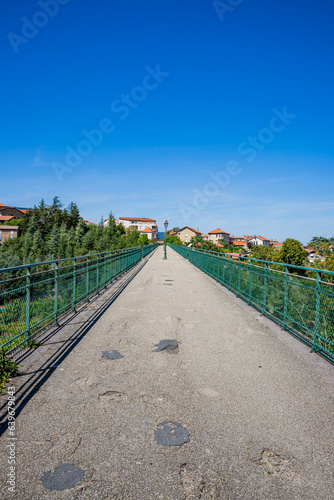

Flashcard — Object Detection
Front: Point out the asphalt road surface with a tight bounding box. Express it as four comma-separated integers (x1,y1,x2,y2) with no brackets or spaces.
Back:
0,245,333,499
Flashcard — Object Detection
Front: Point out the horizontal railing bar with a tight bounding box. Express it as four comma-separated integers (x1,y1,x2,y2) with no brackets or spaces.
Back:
169,244,334,364
0,244,158,357
0,246,143,274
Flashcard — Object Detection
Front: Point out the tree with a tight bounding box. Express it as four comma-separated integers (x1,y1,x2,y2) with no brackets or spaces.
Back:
308,236,334,256
125,228,140,247
67,202,81,228
138,234,149,246
250,245,280,262
47,226,60,259
58,223,68,258
0,199,153,266
30,230,44,261
280,239,307,267
75,220,87,252
166,234,182,245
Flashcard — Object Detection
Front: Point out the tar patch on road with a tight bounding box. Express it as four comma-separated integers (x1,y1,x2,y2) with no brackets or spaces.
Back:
153,339,179,354
155,421,190,446
41,463,84,491
102,350,124,360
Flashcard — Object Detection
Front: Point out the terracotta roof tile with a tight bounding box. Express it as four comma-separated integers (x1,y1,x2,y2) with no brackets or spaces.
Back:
0,216,14,221
232,240,247,246
208,228,230,234
0,225,19,230
187,226,201,234
119,217,156,222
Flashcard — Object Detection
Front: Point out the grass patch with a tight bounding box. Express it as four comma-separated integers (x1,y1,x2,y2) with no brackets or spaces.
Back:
0,350,19,393
27,338,43,349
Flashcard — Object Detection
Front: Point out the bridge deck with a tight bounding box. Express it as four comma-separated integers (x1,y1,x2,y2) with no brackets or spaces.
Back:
1,245,333,499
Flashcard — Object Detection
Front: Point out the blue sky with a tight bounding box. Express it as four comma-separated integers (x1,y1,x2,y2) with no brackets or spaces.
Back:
1,0,333,243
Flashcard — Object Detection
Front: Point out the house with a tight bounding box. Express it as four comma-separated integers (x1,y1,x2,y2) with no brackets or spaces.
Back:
232,240,249,250
83,220,97,226
304,247,325,263
139,227,155,240
0,225,19,244
175,226,201,244
119,217,158,241
103,218,119,227
0,203,29,219
271,241,283,249
208,228,230,244
201,234,209,241
230,235,248,242
248,236,270,247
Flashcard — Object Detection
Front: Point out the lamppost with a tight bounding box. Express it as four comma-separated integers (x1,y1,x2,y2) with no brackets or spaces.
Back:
163,219,168,260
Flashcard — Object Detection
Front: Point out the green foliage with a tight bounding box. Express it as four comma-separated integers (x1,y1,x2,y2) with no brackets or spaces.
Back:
307,247,334,283
2,218,22,226
250,245,280,262
27,338,43,349
280,239,308,267
0,198,149,266
138,234,149,246
0,350,18,393
308,236,334,255
250,240,309,271
166,234,182,245
171,244,334,358
190,237,221,252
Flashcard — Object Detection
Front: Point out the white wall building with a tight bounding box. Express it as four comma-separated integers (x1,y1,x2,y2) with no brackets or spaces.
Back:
103,218,119,227
208,228,230,244
248,236,270,247
118,217,158,241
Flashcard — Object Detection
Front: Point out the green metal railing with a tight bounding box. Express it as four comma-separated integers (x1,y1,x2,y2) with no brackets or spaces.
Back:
0,244,158,356
169,244,334,362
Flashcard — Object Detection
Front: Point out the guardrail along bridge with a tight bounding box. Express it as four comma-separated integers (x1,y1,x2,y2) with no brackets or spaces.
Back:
0,244,333,499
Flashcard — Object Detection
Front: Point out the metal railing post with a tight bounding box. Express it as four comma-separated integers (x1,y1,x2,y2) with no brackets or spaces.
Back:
104,253,107,288
54,261,59,325
263,262,268,314
237,256,241,297
248,260,252,305
96,255,100,292
229,256,232,290
110,252,113,282
72,258,77,312
283,266,288,329
86,256,90,301
25,266,31,346
313,271,321,352
222,255,226,284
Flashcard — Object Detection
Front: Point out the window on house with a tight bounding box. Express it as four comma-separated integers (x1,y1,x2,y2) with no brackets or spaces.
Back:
185,233,188,236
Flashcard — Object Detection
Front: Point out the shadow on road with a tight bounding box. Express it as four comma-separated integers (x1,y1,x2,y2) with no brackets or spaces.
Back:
0,252,156,437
